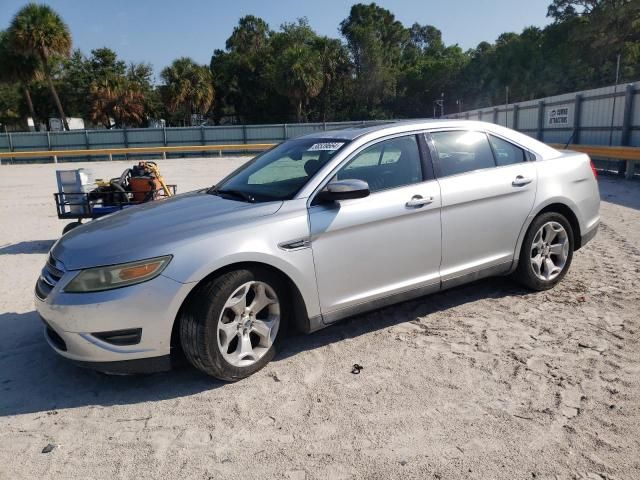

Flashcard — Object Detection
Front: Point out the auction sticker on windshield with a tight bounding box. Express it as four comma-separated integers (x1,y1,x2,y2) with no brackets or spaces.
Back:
308,142,345,151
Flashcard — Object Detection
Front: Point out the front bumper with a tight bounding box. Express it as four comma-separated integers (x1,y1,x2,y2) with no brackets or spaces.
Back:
35,272,194,373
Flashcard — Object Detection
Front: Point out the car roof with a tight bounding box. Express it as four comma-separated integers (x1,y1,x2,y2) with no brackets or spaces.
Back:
299,119,560,158
298,120,435,140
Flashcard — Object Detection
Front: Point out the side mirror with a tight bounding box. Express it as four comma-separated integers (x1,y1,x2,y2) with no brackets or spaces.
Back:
315,179,370,203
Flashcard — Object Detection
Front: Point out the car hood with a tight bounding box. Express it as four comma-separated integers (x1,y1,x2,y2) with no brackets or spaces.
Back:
52,191,283,270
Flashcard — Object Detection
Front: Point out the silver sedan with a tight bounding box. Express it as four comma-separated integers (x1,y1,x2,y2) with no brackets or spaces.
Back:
35,121,600,380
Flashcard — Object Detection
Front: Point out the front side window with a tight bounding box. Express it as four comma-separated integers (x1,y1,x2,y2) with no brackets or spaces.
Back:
212,138,349,202
337,135,422,192
431,130,495,177
488,134,527,166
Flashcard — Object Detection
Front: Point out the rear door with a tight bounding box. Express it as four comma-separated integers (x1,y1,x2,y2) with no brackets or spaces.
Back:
427,130,537,284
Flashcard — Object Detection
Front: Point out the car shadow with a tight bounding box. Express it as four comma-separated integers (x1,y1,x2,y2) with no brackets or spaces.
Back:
0,240,56,255
598,175,640,211
0,277,529,417
277,276,530,360
0,310,221,417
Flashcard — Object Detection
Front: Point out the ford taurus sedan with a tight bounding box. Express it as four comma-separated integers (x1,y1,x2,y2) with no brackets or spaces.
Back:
36,121,600,380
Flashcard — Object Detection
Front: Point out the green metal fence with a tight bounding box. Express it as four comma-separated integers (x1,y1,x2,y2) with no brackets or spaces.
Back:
0,120,394,164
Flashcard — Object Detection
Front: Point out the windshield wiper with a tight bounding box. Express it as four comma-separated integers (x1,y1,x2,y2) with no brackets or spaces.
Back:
208,187,255,203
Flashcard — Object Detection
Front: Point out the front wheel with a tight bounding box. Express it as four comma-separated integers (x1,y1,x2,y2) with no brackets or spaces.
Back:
179,268,286,381
514,212,574,291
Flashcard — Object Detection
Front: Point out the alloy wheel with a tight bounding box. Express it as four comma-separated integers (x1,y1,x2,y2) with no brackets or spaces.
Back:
530,221,569,281
216,281,280,367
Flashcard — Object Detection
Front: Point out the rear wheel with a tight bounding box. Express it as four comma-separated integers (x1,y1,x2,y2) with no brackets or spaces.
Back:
515,212,574,291
179,268,285,381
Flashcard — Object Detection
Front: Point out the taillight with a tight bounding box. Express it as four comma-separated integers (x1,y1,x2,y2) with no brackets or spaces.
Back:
590,159,598,178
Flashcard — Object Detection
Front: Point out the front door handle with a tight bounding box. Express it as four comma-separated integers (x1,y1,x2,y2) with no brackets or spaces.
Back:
406,195,434,208
512,175,533,187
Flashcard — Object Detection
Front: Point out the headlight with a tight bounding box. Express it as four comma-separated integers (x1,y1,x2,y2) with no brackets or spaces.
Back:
64,255,172,293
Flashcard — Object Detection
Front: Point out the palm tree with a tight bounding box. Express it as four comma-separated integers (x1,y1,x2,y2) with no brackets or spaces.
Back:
270,20,325,122
314,36,350,121
89,77,145,129
8,4,72,130
0,30,42,129
274,44,324,122
161,57,214,125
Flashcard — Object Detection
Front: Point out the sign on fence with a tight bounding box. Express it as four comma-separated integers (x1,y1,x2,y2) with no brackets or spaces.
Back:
547,107,571,127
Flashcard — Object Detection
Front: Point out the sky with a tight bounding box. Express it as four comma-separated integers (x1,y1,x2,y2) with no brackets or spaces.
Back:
0,0,552,80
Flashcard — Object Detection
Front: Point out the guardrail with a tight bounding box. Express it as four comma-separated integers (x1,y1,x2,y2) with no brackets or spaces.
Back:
550,144,640,179
0,143,275,163
1,141,638,178
550,144,640,161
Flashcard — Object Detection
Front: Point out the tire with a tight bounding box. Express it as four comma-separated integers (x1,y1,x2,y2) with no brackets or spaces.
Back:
179,268,286,381
514,211,575,291
62,221,82,235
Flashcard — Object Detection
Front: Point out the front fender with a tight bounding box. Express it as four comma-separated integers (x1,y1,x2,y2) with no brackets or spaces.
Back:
161,204,322,320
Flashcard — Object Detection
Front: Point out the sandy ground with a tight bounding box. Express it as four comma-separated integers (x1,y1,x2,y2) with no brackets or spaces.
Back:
0,157,639,480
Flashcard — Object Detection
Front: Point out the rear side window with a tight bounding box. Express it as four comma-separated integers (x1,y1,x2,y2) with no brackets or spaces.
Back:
488,134,527,166
431,131,495,177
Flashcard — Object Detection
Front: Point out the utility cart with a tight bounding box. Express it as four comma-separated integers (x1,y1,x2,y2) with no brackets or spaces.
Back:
54,161,177,235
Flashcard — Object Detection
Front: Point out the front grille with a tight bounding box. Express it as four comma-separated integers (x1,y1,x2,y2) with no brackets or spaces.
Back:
35,254,66,300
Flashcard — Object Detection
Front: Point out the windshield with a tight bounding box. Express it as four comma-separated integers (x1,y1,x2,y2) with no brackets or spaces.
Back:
211,138,350,202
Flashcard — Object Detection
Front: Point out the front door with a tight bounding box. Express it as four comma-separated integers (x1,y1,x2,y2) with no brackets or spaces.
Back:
308,134,442,322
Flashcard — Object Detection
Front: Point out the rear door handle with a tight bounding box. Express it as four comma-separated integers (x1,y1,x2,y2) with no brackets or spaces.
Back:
406,195,434,208
512,175,533,187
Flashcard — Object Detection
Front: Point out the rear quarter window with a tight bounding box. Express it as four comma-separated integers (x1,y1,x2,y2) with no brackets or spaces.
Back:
488,134,527,166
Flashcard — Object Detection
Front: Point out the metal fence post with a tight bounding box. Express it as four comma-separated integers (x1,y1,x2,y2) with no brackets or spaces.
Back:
162,126,167,147
7,132,14,165
242,125,247,145
573,93,582,145
123,127,129,161
621,84,634,145
478,111,483,121
46,131,52,163
621,84,635,178
513,104,519,131
84,129,90,161
493,107,498,124
536,101,545,141
283,124,288,140
200,125,206,146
